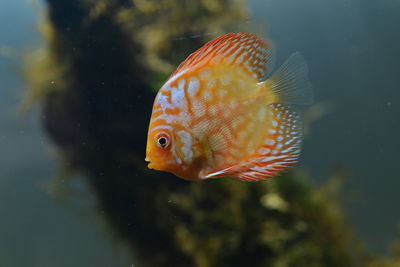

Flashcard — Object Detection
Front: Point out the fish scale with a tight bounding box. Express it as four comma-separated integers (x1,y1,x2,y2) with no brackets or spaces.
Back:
205,104,303,181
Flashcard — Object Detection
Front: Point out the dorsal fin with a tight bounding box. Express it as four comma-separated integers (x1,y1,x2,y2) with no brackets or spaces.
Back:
171,32,275,81
204,103,303,181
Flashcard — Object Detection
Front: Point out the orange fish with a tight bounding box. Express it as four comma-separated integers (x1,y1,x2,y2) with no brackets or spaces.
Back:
145,32,313,181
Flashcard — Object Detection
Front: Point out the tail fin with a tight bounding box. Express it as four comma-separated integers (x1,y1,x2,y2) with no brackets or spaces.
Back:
268,52,314,105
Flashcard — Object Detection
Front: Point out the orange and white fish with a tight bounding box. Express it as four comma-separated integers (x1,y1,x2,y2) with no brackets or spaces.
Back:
145,32,313,181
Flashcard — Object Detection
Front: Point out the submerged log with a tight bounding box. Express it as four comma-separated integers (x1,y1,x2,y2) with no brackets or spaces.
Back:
24,0,387,266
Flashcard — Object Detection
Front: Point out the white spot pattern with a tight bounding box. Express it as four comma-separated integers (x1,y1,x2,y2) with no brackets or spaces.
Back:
171,85,188,110
199,69,211,79
187,77,200,97
202,90,212,101
192,99,206,117
176,130,193,164
209,133,227,151
218,89,227,98
207,104,303,182
206,79,216,89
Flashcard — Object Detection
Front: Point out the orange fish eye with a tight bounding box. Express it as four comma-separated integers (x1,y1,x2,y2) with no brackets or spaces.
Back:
155,132,170,149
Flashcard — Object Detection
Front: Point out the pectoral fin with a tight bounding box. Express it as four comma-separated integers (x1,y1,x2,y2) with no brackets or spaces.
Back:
268,52,314,105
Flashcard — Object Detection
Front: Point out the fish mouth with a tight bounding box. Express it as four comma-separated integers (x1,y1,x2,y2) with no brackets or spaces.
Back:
147,162,155,170
147,161,164,171
145,156,176,172
145,156,163,170
145,156,154,169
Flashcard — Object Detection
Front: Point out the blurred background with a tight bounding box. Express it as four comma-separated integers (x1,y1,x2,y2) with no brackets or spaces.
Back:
0,1,132,266
0,0,399,266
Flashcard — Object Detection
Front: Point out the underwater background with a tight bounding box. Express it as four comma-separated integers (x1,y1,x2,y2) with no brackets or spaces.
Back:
0,0,399,266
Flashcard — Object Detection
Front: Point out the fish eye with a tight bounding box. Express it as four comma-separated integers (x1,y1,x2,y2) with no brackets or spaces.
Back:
156,132,170,149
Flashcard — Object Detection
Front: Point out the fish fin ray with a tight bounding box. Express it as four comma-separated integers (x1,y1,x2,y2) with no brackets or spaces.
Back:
269,52,314,105
171,32,276,81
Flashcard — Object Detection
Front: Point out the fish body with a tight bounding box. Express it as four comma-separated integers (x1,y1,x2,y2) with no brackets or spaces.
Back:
145,32,313,181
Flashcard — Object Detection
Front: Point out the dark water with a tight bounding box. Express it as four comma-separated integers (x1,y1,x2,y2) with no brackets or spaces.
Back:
0,1,131,266
1,0,399,266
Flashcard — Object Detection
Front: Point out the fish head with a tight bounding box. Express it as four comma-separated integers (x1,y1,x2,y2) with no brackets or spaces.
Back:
145,124,203,179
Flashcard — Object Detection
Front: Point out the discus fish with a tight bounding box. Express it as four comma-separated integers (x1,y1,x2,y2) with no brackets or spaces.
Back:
145,32,313,181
